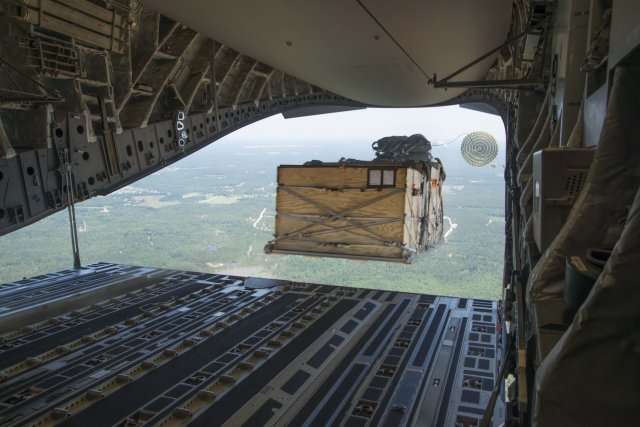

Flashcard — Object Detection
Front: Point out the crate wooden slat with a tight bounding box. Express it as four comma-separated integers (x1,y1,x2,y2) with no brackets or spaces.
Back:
275,216,405,245
266,162,444,263
277,166,408,188
276,187,406,217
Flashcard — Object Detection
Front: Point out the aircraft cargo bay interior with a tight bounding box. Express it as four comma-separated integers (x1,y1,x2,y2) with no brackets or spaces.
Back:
1,1,639,426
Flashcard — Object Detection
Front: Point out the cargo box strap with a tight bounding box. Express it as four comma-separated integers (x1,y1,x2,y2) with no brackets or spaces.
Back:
278,212,403,245
276,186,404,244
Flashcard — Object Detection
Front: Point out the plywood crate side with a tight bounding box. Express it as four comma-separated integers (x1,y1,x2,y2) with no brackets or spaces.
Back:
276,187,406,218
277,165,407,188
404,188,424,219
270,164,439,262
402,168,427,252
425,163,444,245
275,215,405,245
278,166,368,188
403,218,424,251
396,167,407,188
405,168,420,190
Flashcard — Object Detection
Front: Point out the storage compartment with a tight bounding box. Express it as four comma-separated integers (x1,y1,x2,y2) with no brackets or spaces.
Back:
265,161,444,263
532,148,594,252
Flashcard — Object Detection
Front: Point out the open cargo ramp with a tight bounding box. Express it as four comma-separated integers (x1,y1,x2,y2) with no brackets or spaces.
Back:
0,263,504,426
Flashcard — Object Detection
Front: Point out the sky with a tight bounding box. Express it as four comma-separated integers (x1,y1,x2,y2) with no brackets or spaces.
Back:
218,105,506,148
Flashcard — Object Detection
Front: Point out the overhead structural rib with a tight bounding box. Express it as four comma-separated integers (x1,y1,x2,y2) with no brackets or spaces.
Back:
143,0,513,106
0,1,362,236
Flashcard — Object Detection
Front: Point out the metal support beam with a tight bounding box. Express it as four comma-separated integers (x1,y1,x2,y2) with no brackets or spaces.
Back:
434,79,546,89
211,40,220,133
480,333,515,427
0,55,64,103
432,17,548,89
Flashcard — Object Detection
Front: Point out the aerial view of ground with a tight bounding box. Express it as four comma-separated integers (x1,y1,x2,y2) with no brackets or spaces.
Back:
0,107,506,300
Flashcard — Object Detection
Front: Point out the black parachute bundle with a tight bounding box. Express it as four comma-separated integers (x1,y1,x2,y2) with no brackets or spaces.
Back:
371,134,433,163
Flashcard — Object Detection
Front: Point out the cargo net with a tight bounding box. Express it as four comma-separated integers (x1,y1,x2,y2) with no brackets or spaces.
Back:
371,134,433,163
460,131,498,167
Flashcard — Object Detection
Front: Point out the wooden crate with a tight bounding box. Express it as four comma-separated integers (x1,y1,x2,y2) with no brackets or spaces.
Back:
265,162,444,263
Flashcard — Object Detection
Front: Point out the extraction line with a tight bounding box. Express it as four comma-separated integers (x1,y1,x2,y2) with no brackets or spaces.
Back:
59,148,81,269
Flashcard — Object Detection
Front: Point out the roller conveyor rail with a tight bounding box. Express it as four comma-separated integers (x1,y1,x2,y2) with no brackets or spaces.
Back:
0,263,504,426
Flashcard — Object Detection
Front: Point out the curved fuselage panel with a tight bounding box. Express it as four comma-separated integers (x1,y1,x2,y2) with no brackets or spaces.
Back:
143,0,512,106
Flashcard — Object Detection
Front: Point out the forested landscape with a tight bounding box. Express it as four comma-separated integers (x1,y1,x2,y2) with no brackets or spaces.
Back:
0,126,505,300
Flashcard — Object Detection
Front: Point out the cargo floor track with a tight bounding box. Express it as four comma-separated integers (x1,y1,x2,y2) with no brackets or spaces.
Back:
0,263,504,426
